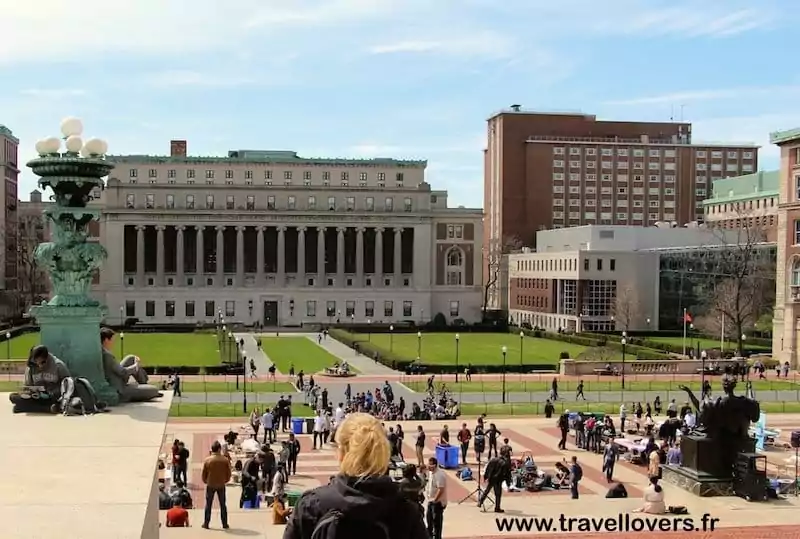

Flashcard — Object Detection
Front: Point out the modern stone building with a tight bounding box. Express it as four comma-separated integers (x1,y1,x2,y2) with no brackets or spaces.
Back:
703,170,778,242
94,142,483,325
771,128,800,366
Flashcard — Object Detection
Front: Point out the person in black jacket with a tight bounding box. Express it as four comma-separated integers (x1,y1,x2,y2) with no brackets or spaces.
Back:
283,413,428,539
240,452,264,508
478,454,511,513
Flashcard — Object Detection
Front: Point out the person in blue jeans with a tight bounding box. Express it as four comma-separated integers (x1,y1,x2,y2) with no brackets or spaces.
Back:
569,455,583,499
201,441,232,529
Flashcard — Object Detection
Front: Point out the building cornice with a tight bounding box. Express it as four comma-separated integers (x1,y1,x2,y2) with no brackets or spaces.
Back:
770,128,800,145
107,154,427,168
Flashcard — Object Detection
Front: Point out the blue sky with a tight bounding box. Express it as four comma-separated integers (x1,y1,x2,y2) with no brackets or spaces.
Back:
1,0,797,208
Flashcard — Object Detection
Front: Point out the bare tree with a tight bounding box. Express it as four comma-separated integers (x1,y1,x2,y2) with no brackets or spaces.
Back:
703,209,775,353
482,234,524,320
611,284,641,332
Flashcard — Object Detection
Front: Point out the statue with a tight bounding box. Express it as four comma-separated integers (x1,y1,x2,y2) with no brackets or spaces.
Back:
678,371,760,479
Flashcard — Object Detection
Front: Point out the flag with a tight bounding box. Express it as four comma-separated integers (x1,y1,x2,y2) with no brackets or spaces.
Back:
683,312,693,324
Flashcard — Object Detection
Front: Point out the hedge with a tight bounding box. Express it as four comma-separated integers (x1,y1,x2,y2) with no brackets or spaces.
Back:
512,329,671,360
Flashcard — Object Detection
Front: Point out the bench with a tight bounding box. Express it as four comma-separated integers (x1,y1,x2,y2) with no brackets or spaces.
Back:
593,369,615,376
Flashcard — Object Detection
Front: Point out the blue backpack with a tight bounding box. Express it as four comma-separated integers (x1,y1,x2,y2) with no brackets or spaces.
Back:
458,467,473,481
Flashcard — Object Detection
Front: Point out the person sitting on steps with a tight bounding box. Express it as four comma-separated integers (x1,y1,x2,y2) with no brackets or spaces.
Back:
100,327,162,402
9,345,71,414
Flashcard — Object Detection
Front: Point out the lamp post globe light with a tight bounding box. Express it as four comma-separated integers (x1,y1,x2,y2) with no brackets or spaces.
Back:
120,332,125,358
455,333,460,382
389,324,394,352
501,345,508,404
5,332,10,360
620,332,627,391
519,330,524,374
367,319,372,342
417,331,422,360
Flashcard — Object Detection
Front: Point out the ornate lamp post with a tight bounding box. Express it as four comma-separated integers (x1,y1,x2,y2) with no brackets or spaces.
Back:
27,118,117,403
350,313,354,325
389,324,394,352
120,332,125,358
620,332,627,391
5,332,10,361
367,319,372,342
519,330,524,376
417,331,422,360
455,333,460,382
700,349,708,398
119,306,124,327
501,345,508,404
242,353,248,413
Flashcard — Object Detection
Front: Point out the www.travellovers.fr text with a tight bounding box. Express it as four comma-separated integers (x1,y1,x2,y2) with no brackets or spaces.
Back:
495,513,720,533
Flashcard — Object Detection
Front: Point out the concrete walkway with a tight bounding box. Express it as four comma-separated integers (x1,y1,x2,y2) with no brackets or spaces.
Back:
302,333,397,375
233,333,273,373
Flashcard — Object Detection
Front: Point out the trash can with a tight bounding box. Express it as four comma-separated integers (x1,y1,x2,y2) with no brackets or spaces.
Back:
292,417,304,435
305,417,315,434
435,445,459,469
287,491,303,507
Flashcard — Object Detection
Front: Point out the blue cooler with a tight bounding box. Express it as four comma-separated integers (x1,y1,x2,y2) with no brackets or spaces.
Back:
435,445,459,469
292,417,304,435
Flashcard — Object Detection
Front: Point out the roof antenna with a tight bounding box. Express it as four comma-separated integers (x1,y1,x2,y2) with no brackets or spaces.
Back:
670,105,674,122
510,104,522,112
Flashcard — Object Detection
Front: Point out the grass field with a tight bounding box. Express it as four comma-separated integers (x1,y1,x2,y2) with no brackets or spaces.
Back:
460,400,800,417
364,332,589,365
648,336,771,352
180,381,296,393
407,379,799,393
261,337,358,374
169,402,315,417
1,332,222,366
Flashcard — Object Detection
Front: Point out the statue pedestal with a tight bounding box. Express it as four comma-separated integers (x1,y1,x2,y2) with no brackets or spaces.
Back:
30,304,118,406
664,435,757,497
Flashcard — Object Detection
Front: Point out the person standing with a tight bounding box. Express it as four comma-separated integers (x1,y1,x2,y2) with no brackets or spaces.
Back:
313,409,326,450
569,456,582,500
201,441,231,529
602,442,617,482
457,423,471,465
551,377,559,400
415,425,426,467
426,457,448,539
478,452,511,513
261,407,275,444
287,433,301,476
575,380,585,400
557,412,569,450
250,407,261,439
175,441,190,486
240,452,263,508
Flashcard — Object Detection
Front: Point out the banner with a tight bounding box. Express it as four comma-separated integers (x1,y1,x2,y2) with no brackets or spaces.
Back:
755,412,766,452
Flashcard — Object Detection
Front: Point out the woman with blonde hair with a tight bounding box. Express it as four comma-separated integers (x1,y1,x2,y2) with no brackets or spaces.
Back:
284,413,427,539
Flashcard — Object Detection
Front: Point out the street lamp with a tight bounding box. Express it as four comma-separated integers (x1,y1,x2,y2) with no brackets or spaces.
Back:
620,331,627,391
519,330,524,374
417,331,422,360
501,345,508,404
367,319,372,342
421,309,425,325
700,349,708,398
455,333,460,382
119,306,124,327
120,332,125,358
389,325,394,352
228,331,234,364
242,353,248,413
5,332,10,360
577,313,583,333
350,313,354,324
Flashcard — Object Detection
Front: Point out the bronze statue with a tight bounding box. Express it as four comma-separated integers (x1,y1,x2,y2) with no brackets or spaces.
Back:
679,373,760,440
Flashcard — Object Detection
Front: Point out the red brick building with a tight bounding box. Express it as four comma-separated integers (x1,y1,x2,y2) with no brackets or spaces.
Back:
483,108,759,309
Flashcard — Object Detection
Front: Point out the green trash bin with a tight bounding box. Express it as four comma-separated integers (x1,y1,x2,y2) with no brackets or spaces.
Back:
287,491,303,507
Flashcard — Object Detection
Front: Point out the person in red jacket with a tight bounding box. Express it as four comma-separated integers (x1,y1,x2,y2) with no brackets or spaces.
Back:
165,499,190,527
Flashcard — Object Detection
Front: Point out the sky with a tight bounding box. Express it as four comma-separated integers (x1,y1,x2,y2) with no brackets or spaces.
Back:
0,0,797,208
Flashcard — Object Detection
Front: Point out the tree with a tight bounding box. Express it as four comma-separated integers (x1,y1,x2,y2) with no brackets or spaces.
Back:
482,234,524,320
702,210,775,353
611,284,641,332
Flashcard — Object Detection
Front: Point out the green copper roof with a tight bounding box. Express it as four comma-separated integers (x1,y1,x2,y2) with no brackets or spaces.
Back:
107,149,426,167
703,170,778,206
770,127,800,145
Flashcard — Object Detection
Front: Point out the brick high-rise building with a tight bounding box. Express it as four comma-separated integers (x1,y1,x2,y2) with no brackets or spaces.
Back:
0,125,19,297
483,108,758,310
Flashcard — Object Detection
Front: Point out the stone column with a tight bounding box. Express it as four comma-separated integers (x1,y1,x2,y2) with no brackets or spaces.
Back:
374,227,383,286
336,227,345,285
156,225,165,285
297,226,306,286
236,226,245,286
277,226,286,285
356,227,364,287
317,226,326,287
176,225,185,284
136,225,145,285
195,225,204,283
394,227,403,286
216,225,224,285
256,225,265,285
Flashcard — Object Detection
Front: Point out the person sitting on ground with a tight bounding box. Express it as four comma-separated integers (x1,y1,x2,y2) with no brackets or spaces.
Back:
100,327,161,402
9,345,71,413
272,492,293,525
633,477,667,514
554,461,571,488
283,413,428,539
158,483,172,510
170,480,194,509
165,498,191,527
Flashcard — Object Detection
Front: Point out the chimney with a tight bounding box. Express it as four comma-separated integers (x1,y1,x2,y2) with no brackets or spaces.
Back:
30,190,42,203
170,140,187,157
510,104,522,112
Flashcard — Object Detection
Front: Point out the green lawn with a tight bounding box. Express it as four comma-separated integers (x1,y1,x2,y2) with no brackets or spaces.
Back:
364,332,587,365
461,400,800,417
180,381,295,393
1,332,222,367
648,336,770,352
260,337,358,374
169,402,315,418
407,379,799,393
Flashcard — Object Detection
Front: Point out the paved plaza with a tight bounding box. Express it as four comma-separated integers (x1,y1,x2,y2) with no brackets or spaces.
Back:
158,415,800,538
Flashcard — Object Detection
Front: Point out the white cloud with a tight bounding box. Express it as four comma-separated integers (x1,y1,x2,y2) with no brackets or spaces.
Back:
605,85,800,106
246,0,403,28
692,113,800,165
370,31,515,58
19,88,87,99
141,71,264,89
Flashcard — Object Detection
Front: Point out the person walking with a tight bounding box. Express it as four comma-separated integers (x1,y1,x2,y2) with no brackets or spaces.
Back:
457,423,471,465
201,441,232,529
575,380,585,400
602,442,617,482
569,455,583,500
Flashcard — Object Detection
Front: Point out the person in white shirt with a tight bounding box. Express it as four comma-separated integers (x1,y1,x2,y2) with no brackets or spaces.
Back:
425,457,448,539
330,403,346,444
633,477,667,514
684,411,696,430
619,403,628,433
241,434,260,454
261,409,275,444
322,411,332,444
313,410,326,450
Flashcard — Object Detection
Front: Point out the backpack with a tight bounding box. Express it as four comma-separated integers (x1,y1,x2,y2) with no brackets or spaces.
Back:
572,464,583,482
58,377,101,416
458,467,473,481
311,509,391,539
